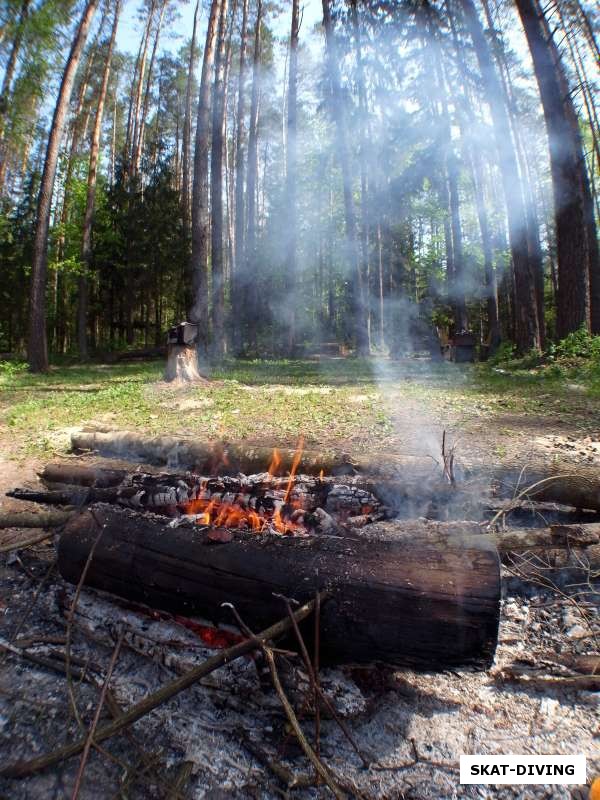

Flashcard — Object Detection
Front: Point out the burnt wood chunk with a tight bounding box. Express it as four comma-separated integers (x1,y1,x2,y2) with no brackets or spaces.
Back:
58,506,501,670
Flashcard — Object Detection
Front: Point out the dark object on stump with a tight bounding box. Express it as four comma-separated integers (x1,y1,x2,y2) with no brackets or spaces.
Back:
448,332,476,363
58,506,501,669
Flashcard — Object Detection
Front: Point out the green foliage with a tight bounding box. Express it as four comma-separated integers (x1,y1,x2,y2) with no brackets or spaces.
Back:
488,341,515,365
0,359,27,378
549,327,600,362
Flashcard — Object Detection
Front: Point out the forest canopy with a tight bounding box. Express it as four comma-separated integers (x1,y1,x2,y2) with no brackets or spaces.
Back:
0,0,598,371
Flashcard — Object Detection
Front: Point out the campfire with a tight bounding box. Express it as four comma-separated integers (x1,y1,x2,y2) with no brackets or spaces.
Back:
179,439,320,535
3,428,599,797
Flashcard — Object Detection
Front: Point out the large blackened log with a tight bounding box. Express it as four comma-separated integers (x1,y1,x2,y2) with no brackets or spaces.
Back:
58,505,501,669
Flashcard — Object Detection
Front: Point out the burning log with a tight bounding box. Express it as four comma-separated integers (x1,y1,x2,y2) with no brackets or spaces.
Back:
13,467,385,533
57,505,501,669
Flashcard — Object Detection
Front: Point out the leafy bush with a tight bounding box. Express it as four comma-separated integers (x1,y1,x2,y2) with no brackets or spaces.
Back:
0,360,27,379
488,341,515,366
549,327,600,361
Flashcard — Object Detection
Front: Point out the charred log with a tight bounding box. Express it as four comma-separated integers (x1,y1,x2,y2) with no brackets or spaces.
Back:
57,505,501,669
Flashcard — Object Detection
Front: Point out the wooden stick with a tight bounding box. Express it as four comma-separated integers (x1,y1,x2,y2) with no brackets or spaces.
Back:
65,521,105,729
167,760,194,800
0,594,325,779
0,531,56,553
0,510,73,530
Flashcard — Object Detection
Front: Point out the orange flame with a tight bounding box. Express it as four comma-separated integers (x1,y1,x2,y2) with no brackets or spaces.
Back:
267,448,282,476
284,435,305,503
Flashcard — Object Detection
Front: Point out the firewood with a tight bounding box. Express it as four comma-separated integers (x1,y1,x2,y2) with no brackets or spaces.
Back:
39,463,127,488
57,505,501,670
490,460,600,512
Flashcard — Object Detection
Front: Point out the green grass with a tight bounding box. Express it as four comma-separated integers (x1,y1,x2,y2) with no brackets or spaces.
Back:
0,356,598,461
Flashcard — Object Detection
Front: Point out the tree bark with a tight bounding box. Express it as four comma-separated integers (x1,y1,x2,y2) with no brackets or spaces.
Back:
128,0,157,175
58,506,500,669
284,0,300,353
132,0,167,179
322,0,370,356
0,0,31,193
78,0,122,361
231,0,249,354
27,0,100,372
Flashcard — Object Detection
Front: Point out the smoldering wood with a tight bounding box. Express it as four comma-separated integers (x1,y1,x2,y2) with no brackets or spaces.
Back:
57,505,501,669
15,470,384,528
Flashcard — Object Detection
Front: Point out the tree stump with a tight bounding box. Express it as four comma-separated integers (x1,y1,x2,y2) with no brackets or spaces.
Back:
164,322,207,383
164,344,206,383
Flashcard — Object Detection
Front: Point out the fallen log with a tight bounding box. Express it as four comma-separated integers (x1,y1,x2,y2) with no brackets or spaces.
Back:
490,461,600,512
57,505,501,669
70,430,439,477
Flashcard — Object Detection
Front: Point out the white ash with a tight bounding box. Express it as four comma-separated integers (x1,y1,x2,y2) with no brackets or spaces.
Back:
0,551,599,800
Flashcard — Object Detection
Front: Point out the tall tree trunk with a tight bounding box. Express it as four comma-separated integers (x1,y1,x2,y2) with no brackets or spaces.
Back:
556,1,600,333
128,0,157,175
78,0,122,360
515,0,596,338
232,0,249,354
480,0,545,347
285,0,300,353
27,0,99,372
350,0,373,348
190,0,223,347
423,7,467,332
132,0,167,178
0,0,31,193
460,0,541,352
243,0,263,353
322,0,369,355
210,0,231,359
182,0,200,283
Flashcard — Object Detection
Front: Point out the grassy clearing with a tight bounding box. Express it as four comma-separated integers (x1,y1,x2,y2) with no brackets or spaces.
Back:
0,356,598,462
